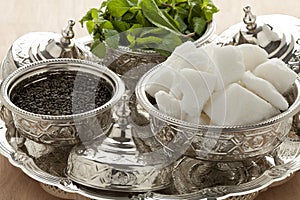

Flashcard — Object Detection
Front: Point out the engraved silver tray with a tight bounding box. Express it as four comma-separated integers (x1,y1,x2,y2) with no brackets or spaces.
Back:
1,117,300,200
1,13,300,200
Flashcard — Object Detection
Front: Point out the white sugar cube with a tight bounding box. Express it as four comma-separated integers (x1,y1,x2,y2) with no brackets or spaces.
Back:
204,83,280,125
178,69,217,118
241,71,289,110
165,41,214,72
205,45,245,90
253,58,298,93
145,65,176,97
155,91,182,119
238,44,269,71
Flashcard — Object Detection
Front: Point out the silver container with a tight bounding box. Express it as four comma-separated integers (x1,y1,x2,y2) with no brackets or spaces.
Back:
77,21,216,91
135,63,300,161
66,136,172,192
0,59,125,146
65,94,173,192
0,20,87,80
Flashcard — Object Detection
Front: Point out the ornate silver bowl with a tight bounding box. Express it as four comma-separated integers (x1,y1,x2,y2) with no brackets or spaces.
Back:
0,58,125,146
66,136,172,192
135,63,300,161
77,21,216,90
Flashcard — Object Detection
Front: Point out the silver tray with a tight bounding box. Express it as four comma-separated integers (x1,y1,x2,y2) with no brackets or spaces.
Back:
1,116,300,200
2,13,300,200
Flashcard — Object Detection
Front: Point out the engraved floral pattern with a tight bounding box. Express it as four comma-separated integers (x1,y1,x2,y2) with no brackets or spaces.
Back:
66,151,171,191
12,109,113,145
147,118,292,161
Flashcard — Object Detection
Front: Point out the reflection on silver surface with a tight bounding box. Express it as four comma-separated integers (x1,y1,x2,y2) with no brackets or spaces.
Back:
1,12,300,200
2,118,300,199
0,20,88,80
216,11,300,63
135,63,300,161
66,95,172,192
0,59,125,146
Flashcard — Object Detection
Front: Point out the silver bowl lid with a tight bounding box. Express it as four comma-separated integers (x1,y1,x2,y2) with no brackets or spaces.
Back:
66,94,172,192
218,6,297,63
1,19,86,80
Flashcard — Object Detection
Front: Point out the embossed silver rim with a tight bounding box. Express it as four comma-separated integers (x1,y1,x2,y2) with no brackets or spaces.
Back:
76,21,216,56
136,63,300,132
0,58,125,120
1,119,300,200
114,21,216,54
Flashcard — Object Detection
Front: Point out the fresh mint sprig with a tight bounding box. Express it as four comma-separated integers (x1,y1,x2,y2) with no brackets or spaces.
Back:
80,0,219,58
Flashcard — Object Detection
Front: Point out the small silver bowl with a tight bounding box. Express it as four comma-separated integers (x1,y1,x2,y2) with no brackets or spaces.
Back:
0,59,125,146
66,136,172,192
135,63,300,161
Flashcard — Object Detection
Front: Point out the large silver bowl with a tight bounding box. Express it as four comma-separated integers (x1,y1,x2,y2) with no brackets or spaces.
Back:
0,58,125,146
135,63,300,161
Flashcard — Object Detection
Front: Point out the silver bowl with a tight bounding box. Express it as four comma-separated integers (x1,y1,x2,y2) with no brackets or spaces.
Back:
66,136,172,192
135,63,300,161
0,58,125,146
77,21,216,91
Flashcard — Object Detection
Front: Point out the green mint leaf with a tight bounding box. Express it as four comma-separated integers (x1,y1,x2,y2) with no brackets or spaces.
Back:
79,10,93,26
174,6,189,17
93,33,101,41
91,40,107,58
134,36,163,49
100,1,107,10
107,0,131,18
104,29,120,49
162,10,181,30
175,0,188,4
140,0,182,35
174,14,187,32
99,20,114,30
126,24,143,47
112,21,131,32
192,17,206,35
201,0,219,21
128,0,138,6
159,32,184,52
188,4,204,24
91,8,99,22
86,21,95,34
129,6,141,13
122,12,137,21
80,8,98,26
136,10,152,27
155,49,171,57
127,34,136,47
140,27,169,37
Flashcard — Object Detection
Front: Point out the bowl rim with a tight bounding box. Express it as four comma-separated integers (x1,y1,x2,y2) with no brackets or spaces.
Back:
76,20,216,57
113,21,216,54
0,58,125,120
135,62,300,132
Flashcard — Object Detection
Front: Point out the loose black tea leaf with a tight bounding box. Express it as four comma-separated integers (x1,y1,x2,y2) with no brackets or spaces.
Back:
12,71,113,115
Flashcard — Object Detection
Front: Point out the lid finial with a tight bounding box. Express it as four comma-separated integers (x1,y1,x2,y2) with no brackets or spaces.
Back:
61,19,76,46
243,6,257,32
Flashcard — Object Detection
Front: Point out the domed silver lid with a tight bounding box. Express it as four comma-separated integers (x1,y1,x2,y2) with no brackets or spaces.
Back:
65,94,172,192
1,19,86,79
218,6,297,63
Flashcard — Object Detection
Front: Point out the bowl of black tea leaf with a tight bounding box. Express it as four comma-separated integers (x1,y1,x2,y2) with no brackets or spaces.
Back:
0,59,125,146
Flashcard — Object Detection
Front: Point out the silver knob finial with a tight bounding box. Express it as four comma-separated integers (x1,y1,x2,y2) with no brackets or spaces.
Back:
61,19,76,45
243,6,257,32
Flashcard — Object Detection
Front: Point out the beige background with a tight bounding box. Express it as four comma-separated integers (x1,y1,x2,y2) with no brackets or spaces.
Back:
1,0,300,62
0,0,300,199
